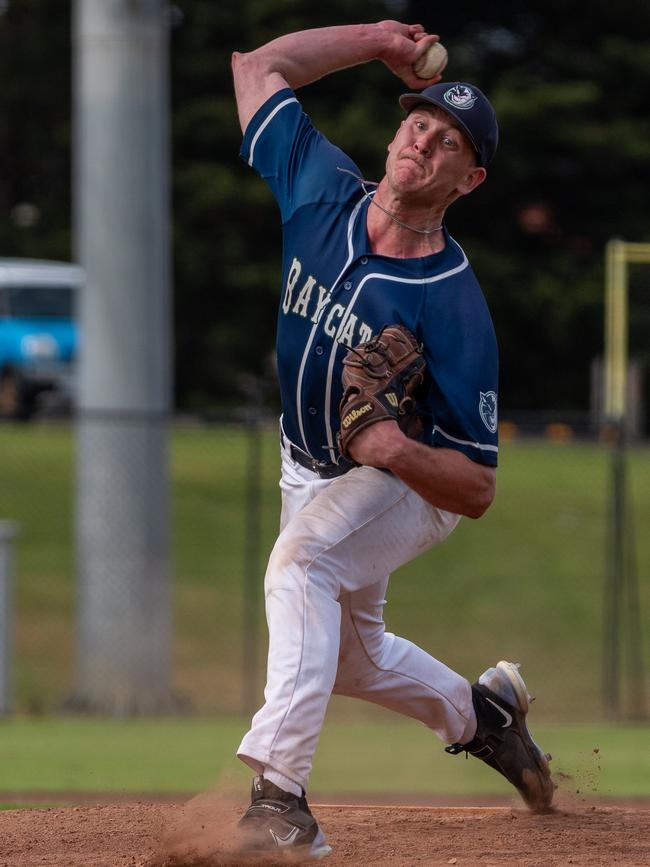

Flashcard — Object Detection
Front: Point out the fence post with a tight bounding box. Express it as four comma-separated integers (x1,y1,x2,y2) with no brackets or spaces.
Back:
242,382,263,717
0,520,20,716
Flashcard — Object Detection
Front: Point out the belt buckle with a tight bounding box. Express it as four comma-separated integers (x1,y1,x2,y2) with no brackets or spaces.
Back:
312,458,331,475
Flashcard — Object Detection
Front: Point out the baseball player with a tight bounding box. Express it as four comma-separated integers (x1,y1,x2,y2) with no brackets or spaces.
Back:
230,20,554,859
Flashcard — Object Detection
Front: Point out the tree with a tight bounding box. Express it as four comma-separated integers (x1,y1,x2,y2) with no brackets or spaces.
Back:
0,0,72,258
2,0,650,421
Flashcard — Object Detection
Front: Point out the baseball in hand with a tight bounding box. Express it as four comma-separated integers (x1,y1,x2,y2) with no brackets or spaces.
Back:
413,42,448,79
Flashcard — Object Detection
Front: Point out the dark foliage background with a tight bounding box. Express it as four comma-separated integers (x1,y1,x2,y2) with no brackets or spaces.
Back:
1,0,650,418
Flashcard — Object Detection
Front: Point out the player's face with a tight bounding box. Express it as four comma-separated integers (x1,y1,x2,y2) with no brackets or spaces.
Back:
385,107,486,204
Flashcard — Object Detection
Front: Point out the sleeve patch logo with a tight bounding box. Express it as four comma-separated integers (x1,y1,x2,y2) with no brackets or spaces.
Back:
479,391,498,433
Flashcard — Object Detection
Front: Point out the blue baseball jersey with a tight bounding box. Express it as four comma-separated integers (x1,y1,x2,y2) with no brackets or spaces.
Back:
240,88,499,467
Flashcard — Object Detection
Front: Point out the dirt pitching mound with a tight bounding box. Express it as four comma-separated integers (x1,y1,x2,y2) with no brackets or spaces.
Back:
0,797,648,866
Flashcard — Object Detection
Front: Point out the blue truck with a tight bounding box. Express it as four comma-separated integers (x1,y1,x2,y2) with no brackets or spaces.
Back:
0,258,83,419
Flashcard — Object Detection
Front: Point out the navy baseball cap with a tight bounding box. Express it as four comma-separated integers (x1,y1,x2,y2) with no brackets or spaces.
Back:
399,82,498,167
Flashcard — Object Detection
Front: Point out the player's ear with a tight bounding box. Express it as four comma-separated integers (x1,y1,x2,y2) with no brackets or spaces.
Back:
457,166,487,196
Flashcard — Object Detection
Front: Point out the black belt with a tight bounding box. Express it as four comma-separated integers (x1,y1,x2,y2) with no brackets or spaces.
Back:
281,433,352,479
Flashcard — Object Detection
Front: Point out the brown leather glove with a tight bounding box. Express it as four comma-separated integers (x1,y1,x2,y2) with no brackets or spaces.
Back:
337,324,426,461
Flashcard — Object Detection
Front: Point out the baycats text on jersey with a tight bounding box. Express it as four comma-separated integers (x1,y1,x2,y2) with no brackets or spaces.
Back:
282,256,374,347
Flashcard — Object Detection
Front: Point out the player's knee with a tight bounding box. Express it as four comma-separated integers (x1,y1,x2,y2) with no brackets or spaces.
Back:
333,635,385,691
334,605,387,691
264,523,340,598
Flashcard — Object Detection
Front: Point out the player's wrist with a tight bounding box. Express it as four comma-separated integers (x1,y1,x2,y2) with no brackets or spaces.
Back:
371,22,404,61
351,421,409,470
380,427,415,471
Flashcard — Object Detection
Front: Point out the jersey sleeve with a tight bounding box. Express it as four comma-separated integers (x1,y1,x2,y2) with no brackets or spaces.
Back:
419,271,499,467
239,88,360,223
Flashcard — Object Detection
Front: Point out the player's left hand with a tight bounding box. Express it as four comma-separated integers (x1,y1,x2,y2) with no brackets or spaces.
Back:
337,323,427,463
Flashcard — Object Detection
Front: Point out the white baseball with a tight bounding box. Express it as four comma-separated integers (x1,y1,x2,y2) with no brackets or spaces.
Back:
413,42,448,79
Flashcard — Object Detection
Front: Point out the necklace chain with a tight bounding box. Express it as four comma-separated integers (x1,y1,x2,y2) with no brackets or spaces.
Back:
369,196,443,235
336,167,443,236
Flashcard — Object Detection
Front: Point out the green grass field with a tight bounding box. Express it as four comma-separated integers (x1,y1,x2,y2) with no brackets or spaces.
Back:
1,422,649,723
0,716,648,801
0,423,649,804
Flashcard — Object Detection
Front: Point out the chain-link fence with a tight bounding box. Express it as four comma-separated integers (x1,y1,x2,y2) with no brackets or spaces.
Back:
0,415,648,722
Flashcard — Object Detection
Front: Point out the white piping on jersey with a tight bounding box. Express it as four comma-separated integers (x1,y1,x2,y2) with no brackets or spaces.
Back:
294,190,373,456
247,97,298,167
433,424,499,454
322,240,480,457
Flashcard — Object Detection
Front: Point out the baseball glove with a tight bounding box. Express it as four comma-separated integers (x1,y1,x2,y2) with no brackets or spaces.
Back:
337,324,427,461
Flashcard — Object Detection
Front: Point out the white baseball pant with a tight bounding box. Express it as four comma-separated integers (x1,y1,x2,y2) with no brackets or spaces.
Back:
237,434,476,790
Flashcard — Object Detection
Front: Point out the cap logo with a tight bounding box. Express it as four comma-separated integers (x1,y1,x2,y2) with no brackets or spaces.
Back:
443,84,478,111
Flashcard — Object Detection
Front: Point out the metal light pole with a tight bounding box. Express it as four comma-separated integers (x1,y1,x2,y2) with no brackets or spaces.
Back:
71,0,173,713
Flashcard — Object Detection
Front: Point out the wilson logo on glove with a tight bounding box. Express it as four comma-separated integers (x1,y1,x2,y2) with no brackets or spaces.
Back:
341,403,373,428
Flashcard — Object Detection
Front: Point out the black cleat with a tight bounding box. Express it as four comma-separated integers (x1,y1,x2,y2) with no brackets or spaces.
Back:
238,775,331,859
446,661,556,812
